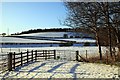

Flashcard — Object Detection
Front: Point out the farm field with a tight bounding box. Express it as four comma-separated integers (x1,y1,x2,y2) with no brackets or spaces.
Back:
1,1,120,79
0,36,96,48
0,32,119,79
0,46,107,58
17,32,88,38
0,38,119,79
16,32,95,43
0,36,63,43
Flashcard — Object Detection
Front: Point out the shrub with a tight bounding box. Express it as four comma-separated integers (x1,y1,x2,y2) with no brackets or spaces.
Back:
57,56,60,59
63,34,68,38
84,42,90,46
70,36,73,38
59,42,73,47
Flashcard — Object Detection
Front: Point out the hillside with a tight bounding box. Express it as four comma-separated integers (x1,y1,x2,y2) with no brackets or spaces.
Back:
11,28,94,37
1,31,96,48
0,37,63,44
17,32,92,38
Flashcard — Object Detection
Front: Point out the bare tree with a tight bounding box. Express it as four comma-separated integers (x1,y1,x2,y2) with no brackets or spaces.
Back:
99,2,120,59
64,2,120,61
64,2,103,60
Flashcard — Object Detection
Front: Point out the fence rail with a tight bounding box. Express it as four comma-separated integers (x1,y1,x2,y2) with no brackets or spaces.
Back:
0,49,86,72
7,50,56,71
0,54,8,73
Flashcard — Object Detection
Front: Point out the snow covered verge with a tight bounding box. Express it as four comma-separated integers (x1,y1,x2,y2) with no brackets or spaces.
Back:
0,60,119,78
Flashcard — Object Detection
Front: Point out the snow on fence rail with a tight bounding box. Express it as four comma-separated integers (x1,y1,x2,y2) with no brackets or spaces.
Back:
0,49,88,73
0,47,118,73
7,50,56,71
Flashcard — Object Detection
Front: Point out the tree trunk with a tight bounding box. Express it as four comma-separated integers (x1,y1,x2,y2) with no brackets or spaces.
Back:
96,32,102,60
118,37,120,53
118,45,120,61
117,31,120,61
98,36,102,60
109,28,112,58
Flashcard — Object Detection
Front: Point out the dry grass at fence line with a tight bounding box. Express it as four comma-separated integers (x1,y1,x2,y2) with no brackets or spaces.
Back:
85,52,120,67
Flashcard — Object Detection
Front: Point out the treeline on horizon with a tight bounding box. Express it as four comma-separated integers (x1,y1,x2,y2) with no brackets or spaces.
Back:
11,27,93,35
11,28,93,35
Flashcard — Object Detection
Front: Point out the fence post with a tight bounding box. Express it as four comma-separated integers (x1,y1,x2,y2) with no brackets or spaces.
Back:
54,50,56,59
13,52,15,69
35,50,37,61
1,48,3,53
21,52,23,66
18,49,20,53
43,50,44,59
31,50,33,61
8,52,12,71
106,51,108,64
27,50,29,63
45,50,47,60
10,48,11,52
86,50,87,60
76,51,79,61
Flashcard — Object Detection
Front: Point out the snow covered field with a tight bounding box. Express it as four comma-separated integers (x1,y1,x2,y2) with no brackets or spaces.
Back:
0,37,63,43
0,47,107,60
16,32,95,43
0,36,96,48
0,30,96,48
18,32,87,38
0,60,119,78
55,38,96,43
0,32,119,79
19,32,68,37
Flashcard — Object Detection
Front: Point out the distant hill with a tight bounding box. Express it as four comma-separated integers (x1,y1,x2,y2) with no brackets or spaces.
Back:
11,28,94,36
17,32,94,39
11,28,72,35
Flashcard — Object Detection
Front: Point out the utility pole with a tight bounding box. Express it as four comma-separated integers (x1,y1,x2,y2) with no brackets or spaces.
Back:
7,28,9,36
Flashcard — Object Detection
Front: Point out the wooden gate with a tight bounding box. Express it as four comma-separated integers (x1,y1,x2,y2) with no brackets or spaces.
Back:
8,50,56,71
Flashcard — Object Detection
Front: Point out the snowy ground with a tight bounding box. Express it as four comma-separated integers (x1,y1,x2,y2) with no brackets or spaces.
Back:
0,47,107,59
0,34,96,48
55,38,96,43
0,47,119,79
17,32,86,38
0,60,119,79
0,37,63,43
0,32,119,79
18,32,69,37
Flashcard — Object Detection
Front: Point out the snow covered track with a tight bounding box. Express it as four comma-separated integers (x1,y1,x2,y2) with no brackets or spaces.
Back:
0,60,119,79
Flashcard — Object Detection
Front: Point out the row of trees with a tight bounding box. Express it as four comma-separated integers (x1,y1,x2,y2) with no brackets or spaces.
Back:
64,2,120,61
0,33,6,36
11,28,94,36
11,28,72,35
